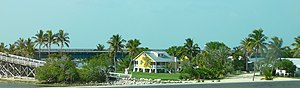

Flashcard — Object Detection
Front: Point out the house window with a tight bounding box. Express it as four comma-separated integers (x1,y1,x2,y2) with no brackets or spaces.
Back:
158,53,164,57
151,62,155,65
145,60,149,65
140,60,143,65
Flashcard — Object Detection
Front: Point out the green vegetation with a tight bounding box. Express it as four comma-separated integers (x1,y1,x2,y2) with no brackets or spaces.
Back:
107,34,126,72
36,55,79,83
36,54,111,84
132,72,180,80
1,28,300,84
274,59,297,74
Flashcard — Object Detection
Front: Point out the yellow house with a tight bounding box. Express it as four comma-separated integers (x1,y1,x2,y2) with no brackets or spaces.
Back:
133,51,178,73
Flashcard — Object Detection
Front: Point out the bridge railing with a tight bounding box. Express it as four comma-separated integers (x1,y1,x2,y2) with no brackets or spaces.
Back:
0,52,46,67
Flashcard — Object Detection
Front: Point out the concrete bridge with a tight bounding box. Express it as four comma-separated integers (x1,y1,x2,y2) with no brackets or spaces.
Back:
0,52,46,79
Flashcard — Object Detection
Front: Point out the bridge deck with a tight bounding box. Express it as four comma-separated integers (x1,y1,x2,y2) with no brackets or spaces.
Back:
0,52,46,67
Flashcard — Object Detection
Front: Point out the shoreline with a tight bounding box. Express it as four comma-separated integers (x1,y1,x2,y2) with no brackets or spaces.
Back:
1,75,300,87
66,80,300,88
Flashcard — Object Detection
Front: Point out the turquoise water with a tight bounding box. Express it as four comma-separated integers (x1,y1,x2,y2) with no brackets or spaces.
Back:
0,82,38,88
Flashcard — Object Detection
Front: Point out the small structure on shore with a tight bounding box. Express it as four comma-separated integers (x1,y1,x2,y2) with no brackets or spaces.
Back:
132,51,178,73
279,58,300,76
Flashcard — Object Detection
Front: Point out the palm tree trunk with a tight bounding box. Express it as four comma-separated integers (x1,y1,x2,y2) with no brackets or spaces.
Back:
39,45,41,58
114,50,117,72
245,56,249,73
48,43,51,56
60,45,63,56
253,49,258,81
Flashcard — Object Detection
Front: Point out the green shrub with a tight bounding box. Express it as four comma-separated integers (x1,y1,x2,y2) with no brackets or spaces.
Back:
179,73,191,80
263,67,273,80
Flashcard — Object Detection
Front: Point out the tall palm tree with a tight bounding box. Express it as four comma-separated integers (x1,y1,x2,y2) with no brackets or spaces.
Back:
56,29,70,55
248,29,268,81
96,44,105,51
15,38,26,56
107,34,126,72
32,30,45,58
240,38,254,72
183,38,201,61
291,36,300,57
25,38,35,58
44,30,57,56
125,39,141,70
267,37,283,60
126,39,141,57
267,36,284,75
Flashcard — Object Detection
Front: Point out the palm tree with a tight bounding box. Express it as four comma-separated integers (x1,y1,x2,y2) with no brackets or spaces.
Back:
96,44,105,51
240,38,254,72
7,44,16,54
107,34,126,72
291,36,300,57
0,42,6,52
267,36,284,76
125,39,141,71
166,46,188,61
248,29,268,81
44,30,57,56
183,38,201,62
15,38,26,56
56,29,70,55
282,46,293,58
32,30,45,58
24,38,35,58
126,39,141,57
267,37,283,60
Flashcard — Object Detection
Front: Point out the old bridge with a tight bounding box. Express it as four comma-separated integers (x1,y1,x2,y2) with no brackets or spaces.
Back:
0,52,46,79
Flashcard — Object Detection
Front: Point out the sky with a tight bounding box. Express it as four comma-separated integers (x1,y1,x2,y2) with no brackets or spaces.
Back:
0,0,299,49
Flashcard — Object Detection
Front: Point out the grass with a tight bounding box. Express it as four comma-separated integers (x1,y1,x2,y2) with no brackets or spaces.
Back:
132,72,181,80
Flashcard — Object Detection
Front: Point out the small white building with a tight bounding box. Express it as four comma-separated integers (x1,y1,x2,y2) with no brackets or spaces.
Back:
279,58,300,76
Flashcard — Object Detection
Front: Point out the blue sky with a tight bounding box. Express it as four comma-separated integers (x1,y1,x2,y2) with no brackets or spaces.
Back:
0,0,299,49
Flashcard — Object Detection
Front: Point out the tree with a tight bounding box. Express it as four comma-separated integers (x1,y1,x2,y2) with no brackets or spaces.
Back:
24,38,35,58
107,34,126,72
248,28,268,81
267,37,283,66
125,39,141,71
44,30,57,56
36,55,79,83
79,54,111,82
275,59,297,74
202,42,232,78
7,44,16,54
96,44,105,51
240,38,254,72
56,29,70,55
232,47,246,71
0,42,6,52
183,38,201,63
282,46,293,58
126,39,141,57
32,30,45,58
166,46,187,60
15,38,26,56
292,36,300,57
